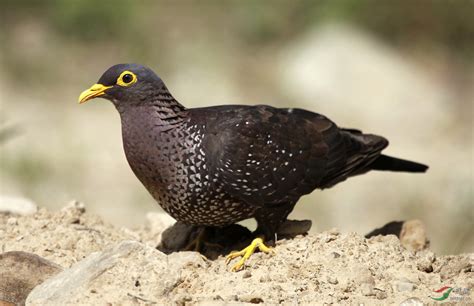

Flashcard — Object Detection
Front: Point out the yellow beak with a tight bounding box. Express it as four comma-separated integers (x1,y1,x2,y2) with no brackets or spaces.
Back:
78,84,112,104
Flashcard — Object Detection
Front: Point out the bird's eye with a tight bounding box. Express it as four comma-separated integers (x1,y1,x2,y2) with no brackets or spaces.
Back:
122,74,133,83
117,70,137,87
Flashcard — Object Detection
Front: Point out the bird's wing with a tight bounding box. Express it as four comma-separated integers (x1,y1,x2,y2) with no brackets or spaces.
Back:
200,105,387,206
318,128,388,188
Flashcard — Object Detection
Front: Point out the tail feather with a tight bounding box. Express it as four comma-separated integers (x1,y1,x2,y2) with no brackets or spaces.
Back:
371,154,428,173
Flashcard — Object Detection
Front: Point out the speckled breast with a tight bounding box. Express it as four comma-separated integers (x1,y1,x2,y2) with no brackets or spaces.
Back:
124,120,256,227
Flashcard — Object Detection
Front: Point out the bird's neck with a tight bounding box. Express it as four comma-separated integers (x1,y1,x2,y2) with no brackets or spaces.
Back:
118,85,187,130
119,97,188,190
149,85,187,126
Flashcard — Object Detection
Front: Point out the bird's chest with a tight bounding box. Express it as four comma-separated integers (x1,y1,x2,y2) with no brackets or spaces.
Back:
122,124,254,226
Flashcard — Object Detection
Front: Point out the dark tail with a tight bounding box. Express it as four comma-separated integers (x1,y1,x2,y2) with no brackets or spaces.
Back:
371,155,428,173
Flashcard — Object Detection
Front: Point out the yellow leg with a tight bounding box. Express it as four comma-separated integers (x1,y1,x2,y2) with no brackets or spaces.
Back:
225,237,275,272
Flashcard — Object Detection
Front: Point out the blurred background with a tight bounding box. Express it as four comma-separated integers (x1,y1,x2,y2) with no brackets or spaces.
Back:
0,0,472,254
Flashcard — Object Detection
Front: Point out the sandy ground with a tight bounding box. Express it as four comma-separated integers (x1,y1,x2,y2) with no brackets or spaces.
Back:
0,202,473,305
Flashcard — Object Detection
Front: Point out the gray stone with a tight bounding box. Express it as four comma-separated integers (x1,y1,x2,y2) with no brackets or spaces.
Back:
396,278,416,292
26,240,207,305
0,251,62,305
26,241,144,305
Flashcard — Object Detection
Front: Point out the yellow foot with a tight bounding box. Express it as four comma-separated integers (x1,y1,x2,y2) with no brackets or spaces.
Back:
225,237,275,272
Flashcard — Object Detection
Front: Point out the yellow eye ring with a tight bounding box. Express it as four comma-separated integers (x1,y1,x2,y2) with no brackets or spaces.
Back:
117,70,137,87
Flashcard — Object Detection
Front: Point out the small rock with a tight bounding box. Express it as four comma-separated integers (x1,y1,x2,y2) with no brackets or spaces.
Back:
259,275,271,283
0,251,62,305
375,290,387,300
399,297,424,306
351,266,374,285
327,275,338,285
400,220,428,251
6,217,17,226
361,283,374,296
416,250,436,273
321,231,339,243
396,278,416,292
242,270,252,279
61,200,86,214
60,201,86,224
416,260,433,273
240,294,264,304
0,196,37,216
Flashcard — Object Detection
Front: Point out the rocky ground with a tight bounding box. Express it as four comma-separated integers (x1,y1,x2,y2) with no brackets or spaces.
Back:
0,200,472,305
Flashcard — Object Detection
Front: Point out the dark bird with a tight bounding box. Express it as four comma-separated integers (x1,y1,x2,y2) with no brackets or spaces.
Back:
79,64,428,271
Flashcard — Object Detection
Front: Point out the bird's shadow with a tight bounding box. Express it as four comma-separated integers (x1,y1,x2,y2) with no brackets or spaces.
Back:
156,219,312,260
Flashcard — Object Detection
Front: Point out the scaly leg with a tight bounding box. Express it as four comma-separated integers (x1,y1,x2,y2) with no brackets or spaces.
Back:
225,237,275,271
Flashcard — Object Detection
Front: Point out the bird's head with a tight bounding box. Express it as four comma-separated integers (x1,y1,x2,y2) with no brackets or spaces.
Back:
78,64,165,106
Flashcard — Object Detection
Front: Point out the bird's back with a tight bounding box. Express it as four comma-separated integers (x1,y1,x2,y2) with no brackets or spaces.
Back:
188,104,388,206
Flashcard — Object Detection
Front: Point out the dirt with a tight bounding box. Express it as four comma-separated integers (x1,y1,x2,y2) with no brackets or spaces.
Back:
0,202,472,305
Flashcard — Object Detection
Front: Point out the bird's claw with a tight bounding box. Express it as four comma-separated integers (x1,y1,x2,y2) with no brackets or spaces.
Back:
225,237,275,272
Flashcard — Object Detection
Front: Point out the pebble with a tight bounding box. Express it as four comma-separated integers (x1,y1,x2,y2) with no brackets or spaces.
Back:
259,275,271,283
327,275,338,285
6,218,17,226
396,278,416,292
361,283,374,296
239,294,264,304
321,231,339,243
375,290,387,300
400,220,428,251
